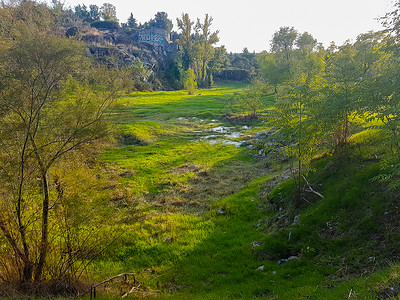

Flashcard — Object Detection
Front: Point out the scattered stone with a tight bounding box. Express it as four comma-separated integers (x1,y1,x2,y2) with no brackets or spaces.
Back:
293,215,300,224
256,265,264,271
255,129,276,139
251,241,262,247
277,259,288,265
255,132,268,139
278,256,299,265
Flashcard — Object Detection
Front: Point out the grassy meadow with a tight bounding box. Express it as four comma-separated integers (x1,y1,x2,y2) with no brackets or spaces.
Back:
85,83,399,299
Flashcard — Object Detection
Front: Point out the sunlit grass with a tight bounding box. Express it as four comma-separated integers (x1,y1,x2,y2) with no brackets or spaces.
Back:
110,87,244,124
103,141,241,196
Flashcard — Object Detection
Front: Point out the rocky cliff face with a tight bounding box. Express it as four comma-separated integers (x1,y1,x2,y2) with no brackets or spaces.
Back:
72,25,177,68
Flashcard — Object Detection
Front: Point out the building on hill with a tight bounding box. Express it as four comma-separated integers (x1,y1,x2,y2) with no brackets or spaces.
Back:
138,27,176,53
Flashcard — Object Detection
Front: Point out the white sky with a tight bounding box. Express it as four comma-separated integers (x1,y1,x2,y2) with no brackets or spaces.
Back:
57,0,394,53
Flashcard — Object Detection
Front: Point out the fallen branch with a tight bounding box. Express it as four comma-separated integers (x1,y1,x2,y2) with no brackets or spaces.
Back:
122,284,141,298
86,273,136,299
302,175,324,199
348,286,354,298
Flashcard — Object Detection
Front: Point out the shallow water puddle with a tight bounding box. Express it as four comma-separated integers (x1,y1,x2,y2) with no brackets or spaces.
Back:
175,117,250,147
194,124,248,147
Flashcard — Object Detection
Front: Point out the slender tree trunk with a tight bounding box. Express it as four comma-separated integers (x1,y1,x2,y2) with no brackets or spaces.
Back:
28,136,50,282
18,122,34,285
34,171,49,282
343,86,350,147
297,96,302,205
201,60,207,87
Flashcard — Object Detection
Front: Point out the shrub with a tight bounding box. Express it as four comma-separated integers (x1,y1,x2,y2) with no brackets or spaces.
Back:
91,21,120,30
183,68,197,95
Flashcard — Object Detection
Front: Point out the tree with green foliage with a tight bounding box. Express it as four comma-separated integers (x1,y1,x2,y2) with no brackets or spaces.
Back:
274,48,325,204
0,5,128,285
382,0,400,41
100,2,118,22
322,42,363,147
126,12,138,29
128,57,152,82
88,4,100,22
148,11,173,33
177,13,195,71
259,28,327,203
74,4,89,21
255,27,302,94
271,26,298,62
193,14,220,87
183,68,197,95
74,4,100,22
240,78,266,117
296,32,317,52
357,32,400,151
256,52,291,93
208,45,229,79
176,13,221,88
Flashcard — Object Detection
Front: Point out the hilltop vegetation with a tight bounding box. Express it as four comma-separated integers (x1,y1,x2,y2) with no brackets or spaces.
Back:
0,0,400,299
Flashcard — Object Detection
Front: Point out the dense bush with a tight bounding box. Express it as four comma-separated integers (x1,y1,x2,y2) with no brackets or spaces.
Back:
91,21,120,30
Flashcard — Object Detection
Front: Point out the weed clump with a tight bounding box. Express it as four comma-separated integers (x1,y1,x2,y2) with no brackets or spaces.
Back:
119,133,147,146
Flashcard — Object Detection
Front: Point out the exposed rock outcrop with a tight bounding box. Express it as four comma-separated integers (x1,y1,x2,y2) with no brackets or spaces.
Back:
69,25,177,69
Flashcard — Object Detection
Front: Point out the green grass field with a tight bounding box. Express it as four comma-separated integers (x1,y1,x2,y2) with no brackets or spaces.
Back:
88,84,400,299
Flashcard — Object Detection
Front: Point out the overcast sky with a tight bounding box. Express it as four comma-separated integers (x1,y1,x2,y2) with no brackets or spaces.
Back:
58,0,394,53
